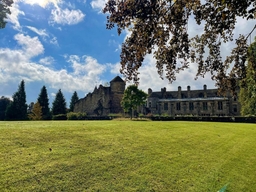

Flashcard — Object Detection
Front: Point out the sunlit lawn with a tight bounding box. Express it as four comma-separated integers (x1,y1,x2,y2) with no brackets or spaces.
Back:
0,120,256,192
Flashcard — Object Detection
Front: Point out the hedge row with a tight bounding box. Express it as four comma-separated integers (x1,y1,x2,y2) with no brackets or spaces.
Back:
52,113,112,120
150,116,256,123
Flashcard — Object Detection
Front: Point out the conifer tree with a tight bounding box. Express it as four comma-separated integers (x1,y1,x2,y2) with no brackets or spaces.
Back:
37,86,51,120
52,89,67,115
69,91,79,112
5,80,27,120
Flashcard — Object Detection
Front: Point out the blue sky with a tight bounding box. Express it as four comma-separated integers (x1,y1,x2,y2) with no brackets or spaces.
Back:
0,0,255,107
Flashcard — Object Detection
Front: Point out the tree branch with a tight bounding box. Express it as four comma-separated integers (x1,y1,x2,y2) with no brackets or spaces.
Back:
246,24,256,41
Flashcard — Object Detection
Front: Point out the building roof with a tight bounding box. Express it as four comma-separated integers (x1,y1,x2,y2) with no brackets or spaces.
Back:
148,88,220,99
110,76,124,83
159,97,229,102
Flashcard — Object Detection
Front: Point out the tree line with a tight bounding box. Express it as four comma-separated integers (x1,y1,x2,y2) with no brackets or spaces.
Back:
0,81,79,120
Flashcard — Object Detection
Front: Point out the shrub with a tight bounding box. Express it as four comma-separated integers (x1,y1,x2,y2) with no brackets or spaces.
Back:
138,113,145,118
161,113,169,117
67,112,87,120
108,113,123,119
52,114,67,120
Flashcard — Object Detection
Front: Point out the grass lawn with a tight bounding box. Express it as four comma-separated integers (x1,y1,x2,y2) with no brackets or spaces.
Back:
0,120,256,192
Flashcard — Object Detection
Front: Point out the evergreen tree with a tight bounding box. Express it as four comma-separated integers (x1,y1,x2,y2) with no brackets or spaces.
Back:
239,38,256,116
37,86,51,120
69,91,79,112
5,80,27,120
0,96,11,120
52,89,67,115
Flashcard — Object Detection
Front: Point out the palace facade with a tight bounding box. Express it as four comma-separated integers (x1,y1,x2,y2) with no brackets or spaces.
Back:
147,85,240,116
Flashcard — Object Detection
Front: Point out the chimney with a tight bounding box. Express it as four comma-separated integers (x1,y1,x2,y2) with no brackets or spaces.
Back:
148,88,152,95
187,86,191,98
203,84,207,98
178,86,181,99
161,87,166,98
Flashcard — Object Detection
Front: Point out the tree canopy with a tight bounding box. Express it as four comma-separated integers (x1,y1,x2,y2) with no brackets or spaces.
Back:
52,89,67,115
0,96,11,120
69,91,79,112
28,102,43,120
0,0,13,29
121,85,147,118
5,80,27,120
239,38,256,116
103,0,256,91
37,86,51,120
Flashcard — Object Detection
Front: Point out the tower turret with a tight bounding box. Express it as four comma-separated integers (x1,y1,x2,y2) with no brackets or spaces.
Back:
110,76,126,113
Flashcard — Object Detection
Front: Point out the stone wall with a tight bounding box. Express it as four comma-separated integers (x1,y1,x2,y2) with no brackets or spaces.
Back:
74,76,125,116
147,85,241,116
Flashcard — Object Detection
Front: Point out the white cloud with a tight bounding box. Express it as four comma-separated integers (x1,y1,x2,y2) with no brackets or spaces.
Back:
22,0,60,8
65,2,76,9
26,26,49,37
50,92,56,98
108,62,121,75
6,2,24,31
0,49,106,94
50,8,85,25
39,57,55,65
14,33,44,58
68,55,106,78
136,53,216,93
91,0,107,11
25,26,59,46
50,36,59,46
0,33,107,98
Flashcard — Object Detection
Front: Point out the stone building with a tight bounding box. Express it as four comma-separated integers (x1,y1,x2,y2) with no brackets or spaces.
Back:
147,85,240,116
74,76,125,116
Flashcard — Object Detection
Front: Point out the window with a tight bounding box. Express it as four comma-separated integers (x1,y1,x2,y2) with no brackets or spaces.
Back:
218,101,223,110
176,102,181,110
149,102,152,108
189,102,194,110
199,93,204,98
164,103,168,110
203,102,208,110
233,105,237,113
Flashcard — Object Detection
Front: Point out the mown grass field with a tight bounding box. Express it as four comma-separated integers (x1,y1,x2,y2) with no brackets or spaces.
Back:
0,120,256,192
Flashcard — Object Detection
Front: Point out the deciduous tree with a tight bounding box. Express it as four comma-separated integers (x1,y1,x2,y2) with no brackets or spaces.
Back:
121,85,147,118
0,96,11,120
52,89,67,115
28,102,43,120
69,91,79,112
239,38,256,116
0,0,14,29
103,0,256,92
